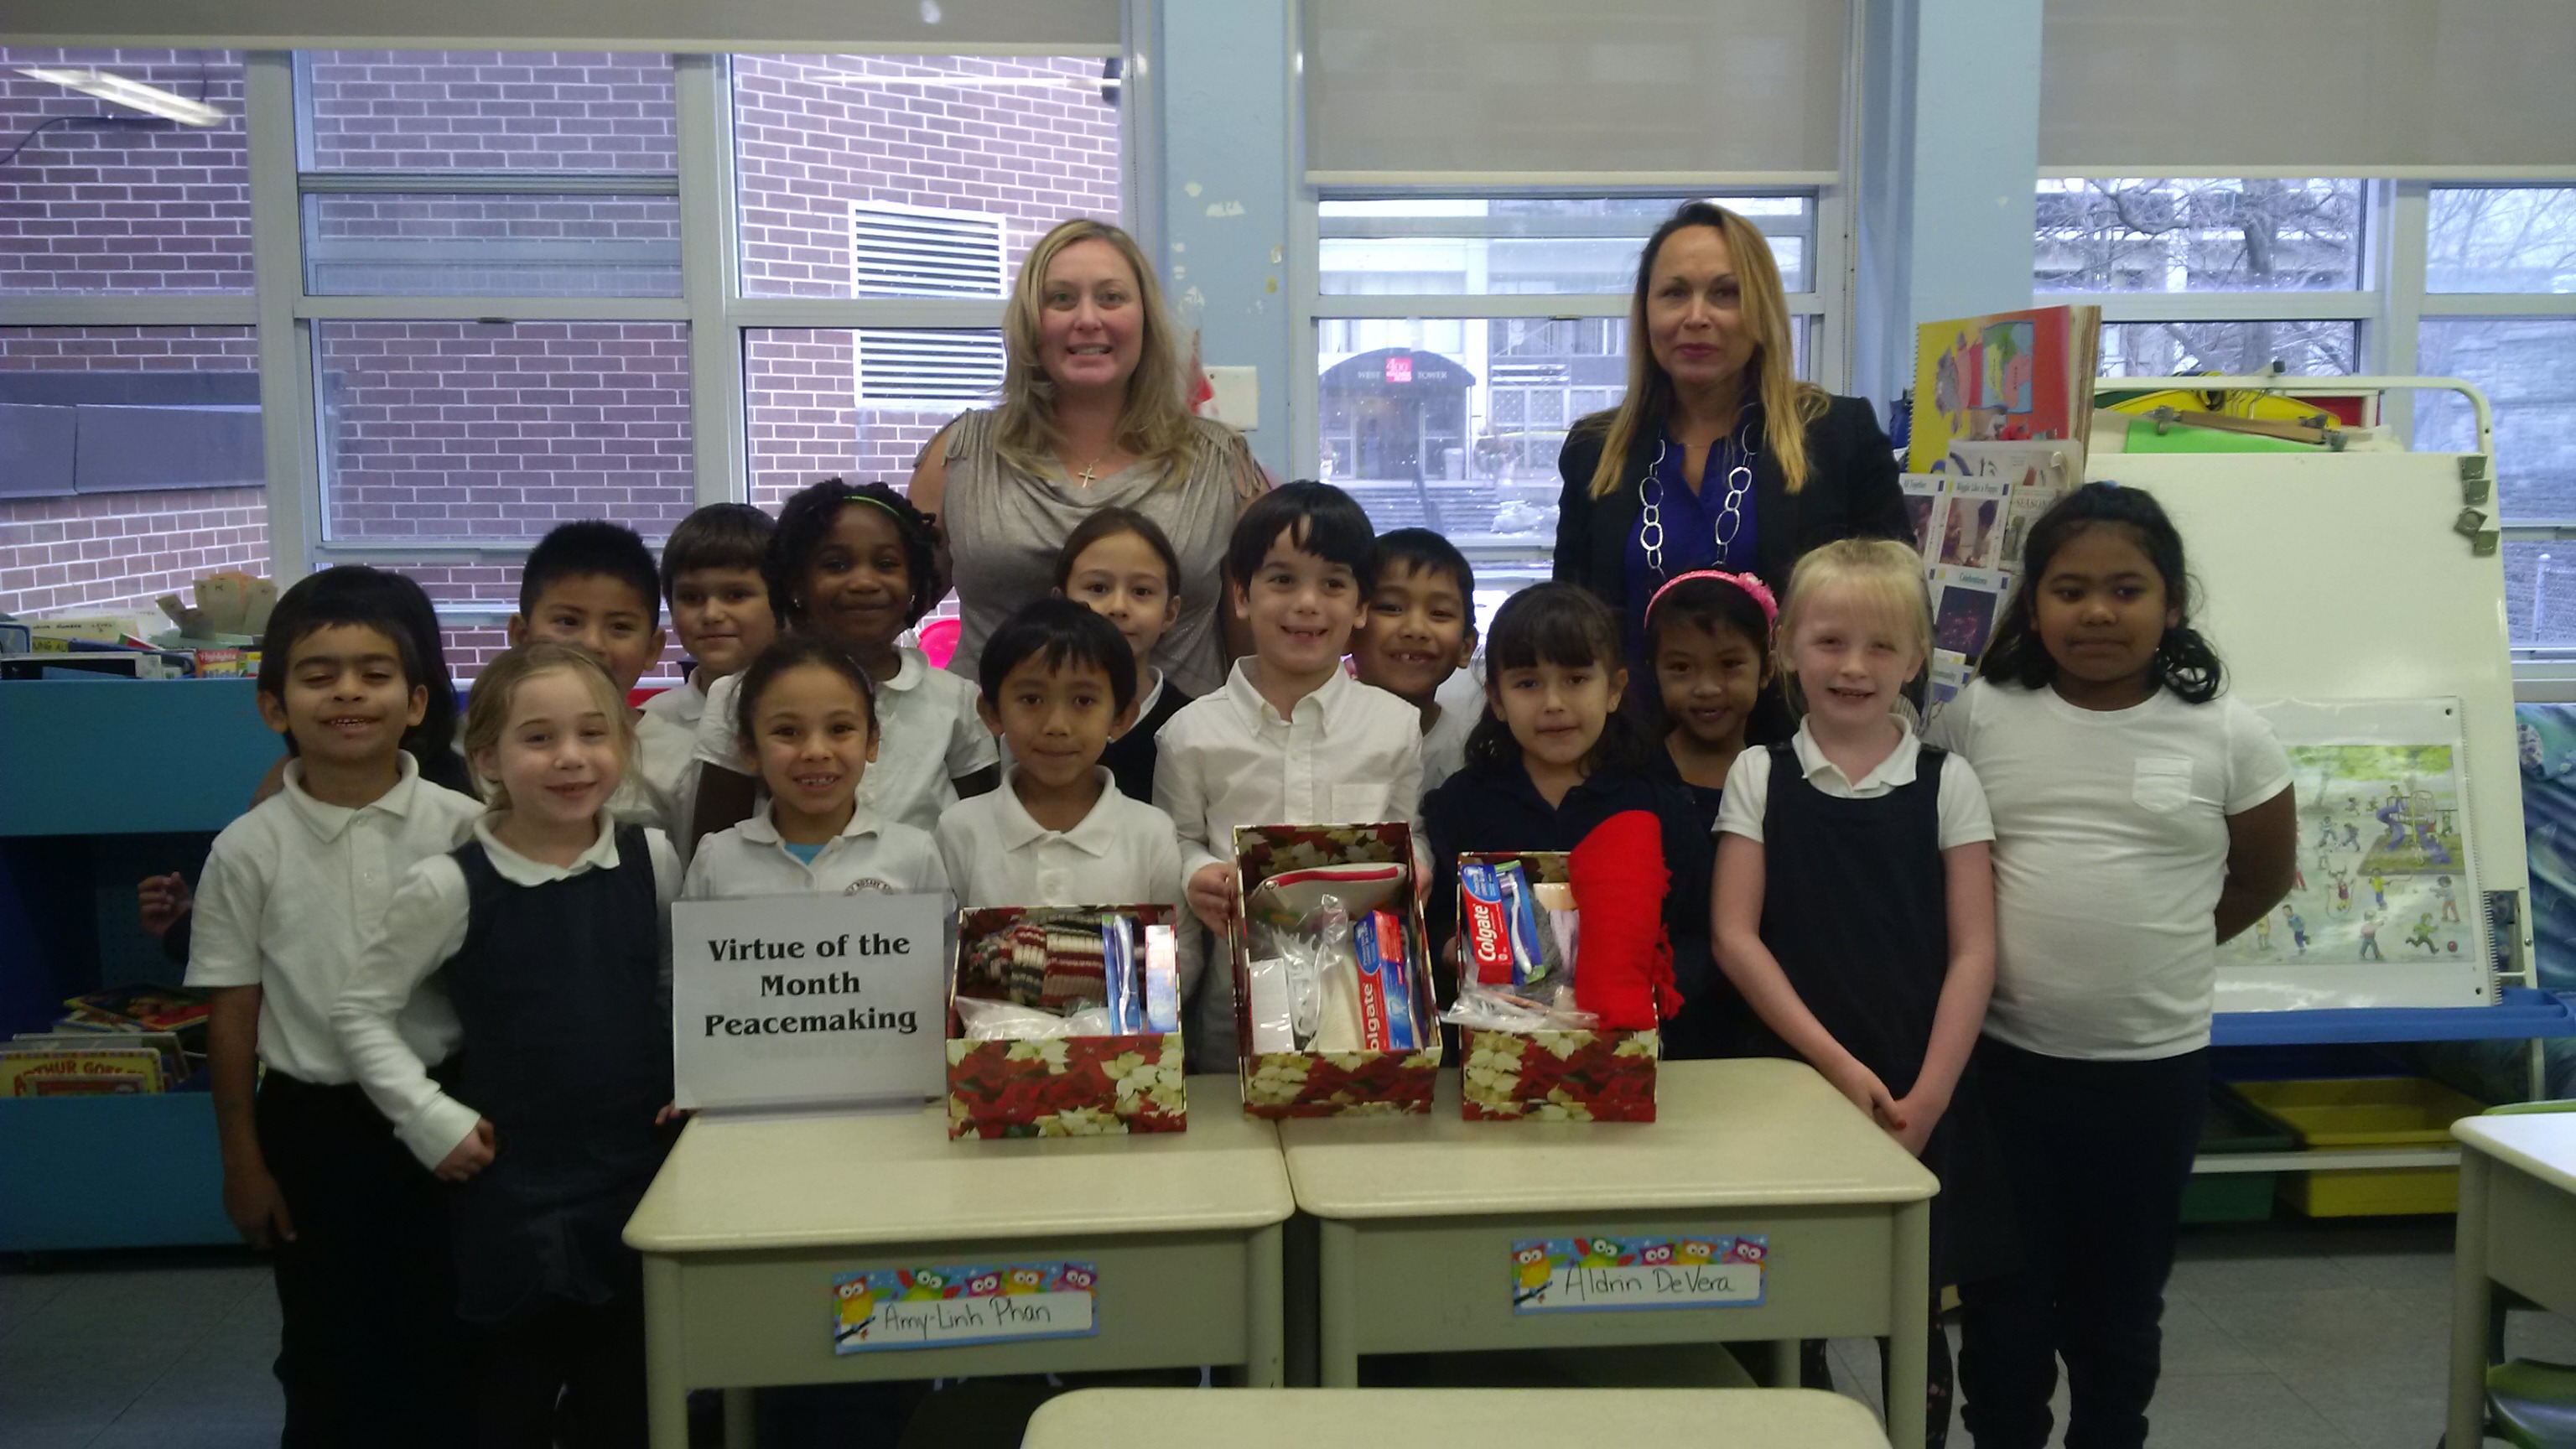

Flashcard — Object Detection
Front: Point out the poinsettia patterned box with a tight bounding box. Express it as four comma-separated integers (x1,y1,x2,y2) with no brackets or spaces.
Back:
1455,851,1659,1122
1230,823,1444,1119
945,905,1187,1140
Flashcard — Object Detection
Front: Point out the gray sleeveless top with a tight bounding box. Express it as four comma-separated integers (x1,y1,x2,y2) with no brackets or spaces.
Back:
941,409,1257,699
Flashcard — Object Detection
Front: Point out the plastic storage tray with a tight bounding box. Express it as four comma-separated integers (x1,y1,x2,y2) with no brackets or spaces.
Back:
2231,1077,2486,1217
2185,1085,2295,1224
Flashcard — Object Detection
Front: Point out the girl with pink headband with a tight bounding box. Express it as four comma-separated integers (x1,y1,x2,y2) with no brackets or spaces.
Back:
1642,568,1777,834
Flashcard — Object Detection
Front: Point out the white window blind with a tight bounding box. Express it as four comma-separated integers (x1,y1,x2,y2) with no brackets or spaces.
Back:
849,201,1007,298
3,0,1121,53
1300,0,1847,184
2040,0,2576,177
855,330,1003,408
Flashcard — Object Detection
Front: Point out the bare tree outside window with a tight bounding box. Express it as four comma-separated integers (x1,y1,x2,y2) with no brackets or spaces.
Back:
2038,178,2364,377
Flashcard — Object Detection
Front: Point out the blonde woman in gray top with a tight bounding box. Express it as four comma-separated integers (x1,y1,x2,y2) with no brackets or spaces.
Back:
910,218,1266,699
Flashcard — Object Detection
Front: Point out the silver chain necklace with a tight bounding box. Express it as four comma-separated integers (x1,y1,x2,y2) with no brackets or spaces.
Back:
1639,411,1761,580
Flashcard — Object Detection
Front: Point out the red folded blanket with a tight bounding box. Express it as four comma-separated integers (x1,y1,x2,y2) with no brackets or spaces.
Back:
1569,810,1681,1030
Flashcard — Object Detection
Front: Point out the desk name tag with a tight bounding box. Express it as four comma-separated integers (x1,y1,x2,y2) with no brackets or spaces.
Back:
1509,1234,1767,1314
832,1261,1099,1353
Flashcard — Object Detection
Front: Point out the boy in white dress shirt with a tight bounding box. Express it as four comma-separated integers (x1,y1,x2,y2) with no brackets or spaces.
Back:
509,521,691,834
643,505,777,847
938,600,1187,929
1353,527,1480,793
1155,482,1426,1062
185,571,484,1444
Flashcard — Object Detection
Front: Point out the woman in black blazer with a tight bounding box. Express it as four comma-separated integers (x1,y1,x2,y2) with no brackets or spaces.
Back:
1553,201,1908,670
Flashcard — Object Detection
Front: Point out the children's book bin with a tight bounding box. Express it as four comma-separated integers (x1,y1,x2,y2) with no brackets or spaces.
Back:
1454,851,1659,1123
2229,1077,2486,1216
1231,823,1443,1118
2179,1083,2294,1224
944,905,1187,1139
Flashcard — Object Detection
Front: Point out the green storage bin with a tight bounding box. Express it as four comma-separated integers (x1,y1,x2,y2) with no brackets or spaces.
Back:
2231,1077,2485,1217
2184,1085,2294,1224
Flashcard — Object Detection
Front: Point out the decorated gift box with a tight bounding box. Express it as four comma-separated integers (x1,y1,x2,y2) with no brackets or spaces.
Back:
1229,822,1445,1119
945,904,1187,1139
1453,851,1659,1123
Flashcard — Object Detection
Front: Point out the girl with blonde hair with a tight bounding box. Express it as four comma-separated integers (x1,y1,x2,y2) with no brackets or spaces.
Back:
911,217,1267,697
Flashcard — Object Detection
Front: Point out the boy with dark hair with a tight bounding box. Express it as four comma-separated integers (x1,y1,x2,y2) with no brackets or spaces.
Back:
1353,527,1480,792
187,568,484,1445
1155,482,1426,1062
1054,506,1191,803
937,599,1183,922
508,519,690,834
646,504,779,837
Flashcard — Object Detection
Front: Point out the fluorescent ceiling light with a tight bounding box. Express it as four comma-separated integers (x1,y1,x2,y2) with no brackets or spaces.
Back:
15,68,226,127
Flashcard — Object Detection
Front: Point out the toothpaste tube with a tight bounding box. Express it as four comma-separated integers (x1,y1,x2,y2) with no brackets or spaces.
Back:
1100,916,1137,1032
1141,922,1181,1035
1459,860,1517,986
1494,860,1547,988
1352,909,1417,1051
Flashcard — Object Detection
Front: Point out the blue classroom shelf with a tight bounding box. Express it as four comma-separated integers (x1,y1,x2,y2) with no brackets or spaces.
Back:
0,677,275,1252
2211,987,2576,1047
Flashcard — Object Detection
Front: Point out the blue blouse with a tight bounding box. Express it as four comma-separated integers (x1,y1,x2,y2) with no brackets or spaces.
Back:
1622,407,1763,667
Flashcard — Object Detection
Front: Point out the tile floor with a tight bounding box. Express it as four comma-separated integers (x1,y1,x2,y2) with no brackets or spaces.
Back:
3,1220,2572,1447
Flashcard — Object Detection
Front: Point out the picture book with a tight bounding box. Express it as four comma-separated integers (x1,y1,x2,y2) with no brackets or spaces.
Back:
1930,567,2008,662
60,986,211,1035
0,1045,165,1096
1901,474,1944,558
1907,304,2101,472
1931,473,2012,571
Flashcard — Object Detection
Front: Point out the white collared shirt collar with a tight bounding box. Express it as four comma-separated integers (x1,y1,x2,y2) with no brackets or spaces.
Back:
990,766,1123,856
1220,657,1353,731
735,799,888,850
877,645,927,695
470,809,625,886
279,752,423,844
1130,667,1166,726
1788,717,1925,795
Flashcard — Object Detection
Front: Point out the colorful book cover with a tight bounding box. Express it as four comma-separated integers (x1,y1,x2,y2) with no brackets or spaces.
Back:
60,987,212,1034
1909,305,2097,472
1930,566,2010,662
1931,473,2012,572
0,1046,165,1095
1900,474,1945,558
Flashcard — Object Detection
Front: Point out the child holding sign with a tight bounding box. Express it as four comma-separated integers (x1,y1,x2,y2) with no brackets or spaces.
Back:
333,641,683,1444
683,636,950,900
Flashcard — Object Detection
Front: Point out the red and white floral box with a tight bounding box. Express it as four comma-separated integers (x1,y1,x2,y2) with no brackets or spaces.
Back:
944,905,1187,1140
1454,851,1659,1122
1230,823,1443,1119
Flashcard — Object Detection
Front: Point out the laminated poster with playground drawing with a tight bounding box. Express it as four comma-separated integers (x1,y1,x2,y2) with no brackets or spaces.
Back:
2218,699,2491,1010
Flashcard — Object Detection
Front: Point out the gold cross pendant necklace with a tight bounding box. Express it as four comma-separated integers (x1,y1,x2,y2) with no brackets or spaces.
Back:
1068,449,1112,489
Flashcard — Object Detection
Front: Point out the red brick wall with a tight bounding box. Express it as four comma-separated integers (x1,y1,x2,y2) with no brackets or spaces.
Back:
0,326,268,619
0,49,252,294
733,55,1120,498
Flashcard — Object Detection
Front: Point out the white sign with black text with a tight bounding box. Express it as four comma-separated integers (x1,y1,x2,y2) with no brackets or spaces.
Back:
672,892,948,1112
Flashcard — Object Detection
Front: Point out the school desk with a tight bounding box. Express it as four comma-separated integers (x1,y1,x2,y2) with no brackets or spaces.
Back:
1021,1386,1892,1447
2446,1111,2576,1448
621,1079,1294,1449
1276,1058,1938,1449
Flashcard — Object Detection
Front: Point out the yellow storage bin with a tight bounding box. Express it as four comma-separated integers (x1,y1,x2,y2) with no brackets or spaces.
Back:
2227,1078,2485,1218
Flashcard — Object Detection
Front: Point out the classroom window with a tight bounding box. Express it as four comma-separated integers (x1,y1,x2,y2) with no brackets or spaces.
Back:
300,193,683,298
743,328,993,509
2034,178,2365,293
0,49,252,294
2096,319,2360,379
2417,319,2576,525
298,52,678,172
314,320,693,545
730,55,1122,300
0,325,266,619
1319,195,1816,296
2428,187,2576,295
2505,542,2576,652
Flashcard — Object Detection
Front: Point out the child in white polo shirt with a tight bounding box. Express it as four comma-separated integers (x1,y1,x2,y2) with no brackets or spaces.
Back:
186,567,484,1445
1155,482,1426,1063
683,635,950,901
937,600,1185,927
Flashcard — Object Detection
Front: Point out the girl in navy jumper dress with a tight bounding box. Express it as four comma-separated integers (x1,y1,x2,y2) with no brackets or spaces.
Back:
1420,584,1727,1056
335,641,682,1448
1711,538,1998,1445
